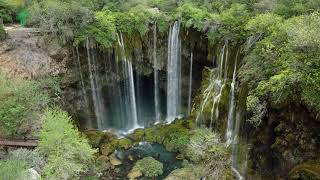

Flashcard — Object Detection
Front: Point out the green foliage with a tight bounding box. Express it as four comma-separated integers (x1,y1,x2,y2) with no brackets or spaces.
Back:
0,0,17,23
0,23,6,40
245,13,283,35
175,3,211,31
114,7,153,37
273,0,320,18
186,128,223,162
0,73,49,136
184,128,231,179
167,133,190,153
0,159,28,180
75,10,116,48
8,148,44,172
135,157,163,177
207,3,251,43
29,0,93,44
16,8,29,26
37,108,96,179
241,12,320,120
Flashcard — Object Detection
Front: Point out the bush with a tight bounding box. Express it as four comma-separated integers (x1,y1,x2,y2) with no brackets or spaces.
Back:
0,159,28,180
0,73,49,136
134,157,163,178
186,128,222,162
8,148,45,172
16,8,29,26
37,108,96,179
0,23,6,40
0,1,16,23
29,0,93,44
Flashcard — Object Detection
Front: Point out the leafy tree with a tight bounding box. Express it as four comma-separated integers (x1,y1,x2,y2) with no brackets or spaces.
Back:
134,156,163,178
240,12,320,124
29,0,93,44
175,3,211,31
37,108,96,179
207,3,251,44
0,73,49,136
75,10,117,48
0,0,16,23
273,0,320,18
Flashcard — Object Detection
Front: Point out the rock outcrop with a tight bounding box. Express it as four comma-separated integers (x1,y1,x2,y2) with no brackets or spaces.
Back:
0,25,67,79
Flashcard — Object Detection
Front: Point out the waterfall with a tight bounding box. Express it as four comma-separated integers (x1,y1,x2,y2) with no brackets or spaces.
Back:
226,51,238,146
118,33,139,131
128,60,139,129
187,51,193,115
166,21,181,123
153,22,161,123
196,41,229,127
231,113,244,180
86,38,106,129
75,48,89,106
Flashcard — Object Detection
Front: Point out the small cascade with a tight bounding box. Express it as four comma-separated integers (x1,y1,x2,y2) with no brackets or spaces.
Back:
231,113,244,180
128,60,139,129
166,21,182,123
153,22,161,123
86,38,107,129
196,41,228,126
75,47,89,107
118,33,139,131
187,51,193,115
209,43,228,127
226,51,238,146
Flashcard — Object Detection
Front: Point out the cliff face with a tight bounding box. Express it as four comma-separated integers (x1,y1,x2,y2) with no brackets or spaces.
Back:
1,25,319,179
0,25,67,79
246,103,320,179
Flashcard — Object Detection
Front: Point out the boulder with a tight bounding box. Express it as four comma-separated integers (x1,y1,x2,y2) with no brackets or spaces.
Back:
165,168,197,180
21,168,40,180
109,154,122,166
127,167,142,180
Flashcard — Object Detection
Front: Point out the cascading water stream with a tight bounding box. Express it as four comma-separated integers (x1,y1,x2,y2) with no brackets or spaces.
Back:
166,21,182,123
118,33,139,131
153,22,161,123
75,47,89,107
86,38,106,129
226,51,238,146
187,51,193,115
128,60,139,129
231,113,244,180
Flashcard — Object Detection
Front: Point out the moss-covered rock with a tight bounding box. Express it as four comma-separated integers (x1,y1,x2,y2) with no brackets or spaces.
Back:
164,168,198,180
100,137,133,156
83,130,117,148
289,161,320,180
128,119,194,152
